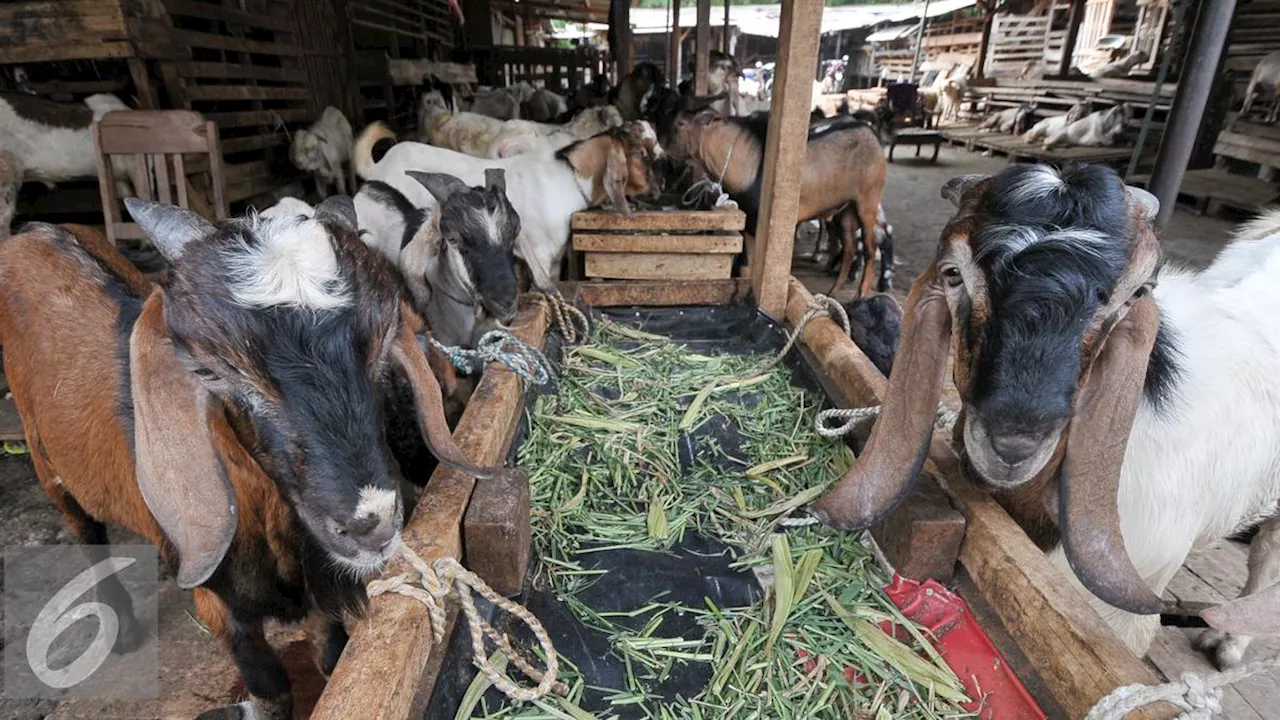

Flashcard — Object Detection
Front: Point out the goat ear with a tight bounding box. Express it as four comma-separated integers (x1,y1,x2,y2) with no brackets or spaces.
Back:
603,141,633,218
940,174,990,207
407,171,469,205
1059,295,1165,615
1125,185,1159,223
484,168,507,194
130,291,237,589
125,199,215,261
811,269,952,529
314,195,358,231
389,302,511,480
1202,580,1280,636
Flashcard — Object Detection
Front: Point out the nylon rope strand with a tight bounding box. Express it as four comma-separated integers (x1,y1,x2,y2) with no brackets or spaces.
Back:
427,329,555,388
366,545,567,702
1085,655,1280,720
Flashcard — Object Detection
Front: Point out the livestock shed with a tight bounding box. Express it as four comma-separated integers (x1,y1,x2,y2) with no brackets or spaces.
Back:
2,1,1280,720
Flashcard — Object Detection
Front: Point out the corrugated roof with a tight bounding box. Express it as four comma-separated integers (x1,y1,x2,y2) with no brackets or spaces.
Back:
865,23,920,43
629,1,977,38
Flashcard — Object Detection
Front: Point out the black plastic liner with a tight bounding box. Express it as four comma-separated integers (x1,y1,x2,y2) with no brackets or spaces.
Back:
425,304,838,719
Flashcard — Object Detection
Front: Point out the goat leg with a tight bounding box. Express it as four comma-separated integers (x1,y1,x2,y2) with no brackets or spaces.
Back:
877,222,895,293
828,210,858,297
195,623,293,720
1195,514,1280,668
854,203,880,299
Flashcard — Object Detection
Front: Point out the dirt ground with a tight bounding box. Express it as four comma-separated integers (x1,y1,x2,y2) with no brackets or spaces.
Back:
0,144,1252,718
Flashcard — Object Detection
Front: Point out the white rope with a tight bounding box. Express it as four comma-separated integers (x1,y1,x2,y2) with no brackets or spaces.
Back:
367,545,567,702
529,291,590,346
815,403,960,439
681,132,742,211
1085,655,1280,720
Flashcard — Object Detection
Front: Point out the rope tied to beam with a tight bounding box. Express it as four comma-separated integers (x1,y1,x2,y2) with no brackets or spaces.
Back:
367,545,567,703
530,291,591,346
428,330,555,388
1085,655,1280,720
749,293,850,378
815,403,960,439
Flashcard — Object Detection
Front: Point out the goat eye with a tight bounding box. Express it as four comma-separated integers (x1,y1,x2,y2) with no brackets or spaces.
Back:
941,266,963,288
193,367,220,381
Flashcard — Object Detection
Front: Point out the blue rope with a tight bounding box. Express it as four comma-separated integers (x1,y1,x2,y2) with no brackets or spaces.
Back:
428,330,555,388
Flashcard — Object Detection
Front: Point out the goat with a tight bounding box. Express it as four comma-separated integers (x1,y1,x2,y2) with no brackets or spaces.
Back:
259,195,316,220
470,82,536,120
938,73,968,125
1044,102,1128,149
521,87,569,123
981,104,1037,135
615,62,667,121
290,106,355,197
0,200,516,719
353,120,661,294
355,171,521,347
485,106,625,159
679,51,742,117
811,163,1280,670
1241,50,1280,124
425,111,508,157
0,92,140,238
1021,99,1090,145
1088,50,1150,79
650,93,889,297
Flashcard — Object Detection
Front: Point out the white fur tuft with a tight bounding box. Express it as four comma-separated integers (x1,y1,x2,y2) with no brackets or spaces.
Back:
225,214,350,311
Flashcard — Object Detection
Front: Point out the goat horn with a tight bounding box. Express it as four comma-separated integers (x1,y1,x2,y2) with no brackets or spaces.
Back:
940,174,990,207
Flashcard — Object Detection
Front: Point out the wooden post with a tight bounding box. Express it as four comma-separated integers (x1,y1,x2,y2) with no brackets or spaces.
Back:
668,0,682,87
695,0,712,94
974,2,995,80
1057,0,1086,78
724,0,732,53
748,0,822,318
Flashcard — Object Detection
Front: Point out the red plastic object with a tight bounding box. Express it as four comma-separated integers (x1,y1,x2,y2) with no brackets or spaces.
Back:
884,575,1046,720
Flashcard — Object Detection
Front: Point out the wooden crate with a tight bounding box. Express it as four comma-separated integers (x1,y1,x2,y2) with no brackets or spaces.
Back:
0,0,133,64
570,209,747,281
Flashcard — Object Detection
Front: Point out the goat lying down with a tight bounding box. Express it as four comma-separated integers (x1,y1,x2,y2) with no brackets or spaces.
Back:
290,106,355,196
1044,103,1128,149
353,120,661,294
1022,99,1089,147
0,202,515,719
980,104,1036,135
355,170,521,348
812,164,1280,669
1,92,139,239
650,92,889,298
426,106,625,160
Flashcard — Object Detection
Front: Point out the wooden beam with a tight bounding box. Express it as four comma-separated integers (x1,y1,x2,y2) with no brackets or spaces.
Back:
565,279,749,307
695,0,712,95
1057,0,1086,78
668,0,682,87
749,0,822,318
310,302,549,720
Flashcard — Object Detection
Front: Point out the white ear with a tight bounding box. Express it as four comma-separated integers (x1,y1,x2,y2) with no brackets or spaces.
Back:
125,199,215,261
1125,185,1159,223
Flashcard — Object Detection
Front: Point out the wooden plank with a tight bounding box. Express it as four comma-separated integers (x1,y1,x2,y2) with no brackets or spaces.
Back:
172,29,303,57
869,474,967,583
205,108,311,128
583,252,733,280
96,111,211,155
785,278,888,408
221,132,289,154
0,41,133,64
462,462,531,597
387,59,478,86
0,396,24,443
749,0,821,317
185,85,309,102
163,0,296,31
571,233,743,254
310,302,549,720
178,62,307,83
570,210,745,232
565,279,749,307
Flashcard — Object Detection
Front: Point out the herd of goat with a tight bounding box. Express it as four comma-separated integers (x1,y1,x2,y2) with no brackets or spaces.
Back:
2,58,1280,718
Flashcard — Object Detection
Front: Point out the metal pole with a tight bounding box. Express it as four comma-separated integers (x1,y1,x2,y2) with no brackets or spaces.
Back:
1147,0,1236,230
909,0,932,83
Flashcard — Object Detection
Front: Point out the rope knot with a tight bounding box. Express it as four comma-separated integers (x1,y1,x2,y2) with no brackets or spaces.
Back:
429,329,555,388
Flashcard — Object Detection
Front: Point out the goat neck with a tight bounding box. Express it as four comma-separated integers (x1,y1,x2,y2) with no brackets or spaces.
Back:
689,118,761,192
560,134,617,207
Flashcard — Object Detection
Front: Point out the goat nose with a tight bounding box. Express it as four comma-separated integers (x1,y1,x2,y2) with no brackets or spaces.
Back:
346,514,398,552
990,433,1042,465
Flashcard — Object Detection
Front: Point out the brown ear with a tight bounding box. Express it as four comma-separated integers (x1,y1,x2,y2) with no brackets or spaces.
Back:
389,301,505,479
811,270,952,529
1202,582,1280,636
130,291,237,589
1059,295,1164,615
603,141,633,218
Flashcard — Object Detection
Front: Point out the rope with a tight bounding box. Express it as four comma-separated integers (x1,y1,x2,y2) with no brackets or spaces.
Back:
749,294,850,378
1085,655,1280,720
428,330,555,388
367,546,567,702
681,132,743,211
532,291,591,346
815,403,960,439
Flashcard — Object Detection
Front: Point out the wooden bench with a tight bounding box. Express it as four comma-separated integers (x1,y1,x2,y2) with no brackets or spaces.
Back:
1134,124,1280,215
888,128,944,162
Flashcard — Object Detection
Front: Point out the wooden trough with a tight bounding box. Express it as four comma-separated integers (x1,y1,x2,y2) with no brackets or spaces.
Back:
308,276,1179,720
570,209,747,281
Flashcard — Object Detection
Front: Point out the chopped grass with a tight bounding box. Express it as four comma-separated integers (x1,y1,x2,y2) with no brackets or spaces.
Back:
486,319,972,719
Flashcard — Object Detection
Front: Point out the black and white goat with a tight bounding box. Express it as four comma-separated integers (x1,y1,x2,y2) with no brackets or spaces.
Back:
0,201,514,719
813,163,1280,669
1,92,139,238
354,171,521,348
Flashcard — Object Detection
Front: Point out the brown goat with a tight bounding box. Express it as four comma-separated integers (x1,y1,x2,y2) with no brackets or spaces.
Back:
0,201,513,720
654,96,889,298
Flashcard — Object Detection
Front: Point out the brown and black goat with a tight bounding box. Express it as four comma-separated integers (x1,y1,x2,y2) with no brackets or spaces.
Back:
614,62,667,122
0,200,517,720
650,92,890,298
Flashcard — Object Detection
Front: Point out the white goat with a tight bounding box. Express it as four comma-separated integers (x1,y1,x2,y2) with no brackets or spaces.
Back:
258,196,316,220
0,92,138,239
1088,50,1150,79
352,120,660,294
1022,100,1090,146
938,74,967,124
1044,102,1128,149
290,106,354,197
1241,50,1280,124
486,106,624,159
